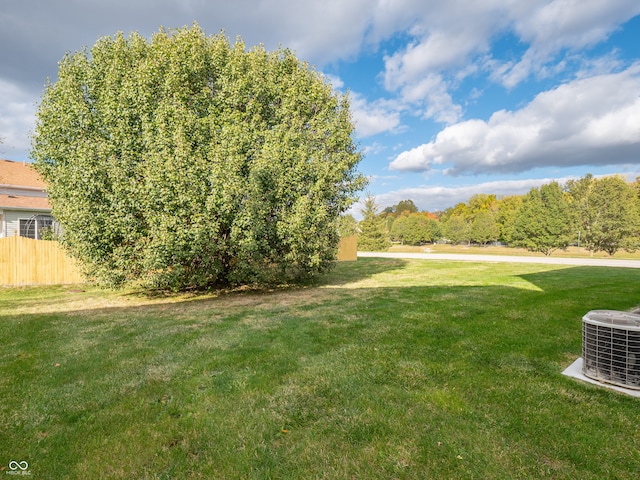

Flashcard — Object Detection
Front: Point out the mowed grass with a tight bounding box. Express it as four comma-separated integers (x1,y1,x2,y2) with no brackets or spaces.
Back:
388,243,640,259
1,258,639,479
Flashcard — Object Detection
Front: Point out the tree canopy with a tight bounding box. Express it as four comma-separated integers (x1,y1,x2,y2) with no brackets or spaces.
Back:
581,176,640,255
442,215,469,245
394,199,419,216
390,212,439,245
31,25,365,289
469,210,499,245
511,182,573,255
494,195,522,244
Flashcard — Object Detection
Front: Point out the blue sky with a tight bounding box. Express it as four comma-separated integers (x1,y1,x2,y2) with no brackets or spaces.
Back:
1,1,639,215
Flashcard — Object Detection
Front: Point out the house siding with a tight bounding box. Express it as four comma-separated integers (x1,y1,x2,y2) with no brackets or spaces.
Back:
2,210,51,238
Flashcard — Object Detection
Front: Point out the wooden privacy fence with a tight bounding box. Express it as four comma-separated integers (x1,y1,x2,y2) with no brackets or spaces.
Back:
0,235,357,286
337,235,358,262
0,236,84,286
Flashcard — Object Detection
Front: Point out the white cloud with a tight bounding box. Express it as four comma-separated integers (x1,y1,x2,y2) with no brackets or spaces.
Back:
258,0,374,65
0,0,376,90
321,73,344,90
398,74,463,124
383,26,492,92
378,2,503,123
389,64,640,175
493,0,640,87
514,0,640,51
362,142,386,156
574,51,626,79
376,0,640,111
350,93,402,138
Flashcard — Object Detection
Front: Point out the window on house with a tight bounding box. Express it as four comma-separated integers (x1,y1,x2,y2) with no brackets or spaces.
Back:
37,217,54,239
19,219,36,238
19,215,55,239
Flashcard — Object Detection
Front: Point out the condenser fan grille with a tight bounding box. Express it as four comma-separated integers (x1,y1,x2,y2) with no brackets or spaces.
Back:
582,310,640,390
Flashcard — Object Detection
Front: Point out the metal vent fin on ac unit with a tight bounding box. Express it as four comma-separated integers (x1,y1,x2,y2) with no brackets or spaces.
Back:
582,310,640,390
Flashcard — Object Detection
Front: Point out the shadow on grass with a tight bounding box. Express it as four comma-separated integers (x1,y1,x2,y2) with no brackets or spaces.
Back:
120,257,409,297
2,259,640,478
519,265,640,312
316,257,408,286
0,258,408,318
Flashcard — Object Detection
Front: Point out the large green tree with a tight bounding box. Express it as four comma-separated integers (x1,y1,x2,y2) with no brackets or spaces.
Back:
495,195,523,244
31,25,365,289
566,174,640,255
442,202,470,223
442,215,470,245
469,210,499,245
394,199,419,216
582,176,640,255
467,194,498,219
382,199,419,231
511,182,573,255
390,213,440,245
565,173,594,246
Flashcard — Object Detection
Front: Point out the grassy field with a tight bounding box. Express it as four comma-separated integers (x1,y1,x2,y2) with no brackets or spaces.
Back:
1,258,640,479
388,244,640,259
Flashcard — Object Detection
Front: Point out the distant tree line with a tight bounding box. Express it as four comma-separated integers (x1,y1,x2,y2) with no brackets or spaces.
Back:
349,174,640,256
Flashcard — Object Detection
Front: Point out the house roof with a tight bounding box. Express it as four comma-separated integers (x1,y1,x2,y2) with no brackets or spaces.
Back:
0,193,51,211
0,159,47,189
0,159,51,211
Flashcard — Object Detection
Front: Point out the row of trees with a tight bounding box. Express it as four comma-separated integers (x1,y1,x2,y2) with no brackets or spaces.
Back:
355,174,640,256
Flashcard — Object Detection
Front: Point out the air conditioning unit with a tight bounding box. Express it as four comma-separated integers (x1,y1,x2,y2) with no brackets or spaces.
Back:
583,310,640,390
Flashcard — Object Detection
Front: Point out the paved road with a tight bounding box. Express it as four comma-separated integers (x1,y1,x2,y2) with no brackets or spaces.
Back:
357,251,640,269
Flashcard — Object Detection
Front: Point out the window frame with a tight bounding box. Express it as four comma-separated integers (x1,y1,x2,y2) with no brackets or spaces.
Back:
18,215,55,239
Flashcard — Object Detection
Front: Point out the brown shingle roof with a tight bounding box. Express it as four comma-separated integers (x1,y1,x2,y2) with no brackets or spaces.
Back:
0,194,50,210
0,159,47,188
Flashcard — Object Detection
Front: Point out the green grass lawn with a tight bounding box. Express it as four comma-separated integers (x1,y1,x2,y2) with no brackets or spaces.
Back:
388,243,640,259
1,258,639,479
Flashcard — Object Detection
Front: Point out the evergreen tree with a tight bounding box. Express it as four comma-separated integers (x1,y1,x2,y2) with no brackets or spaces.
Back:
358,193,390,251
